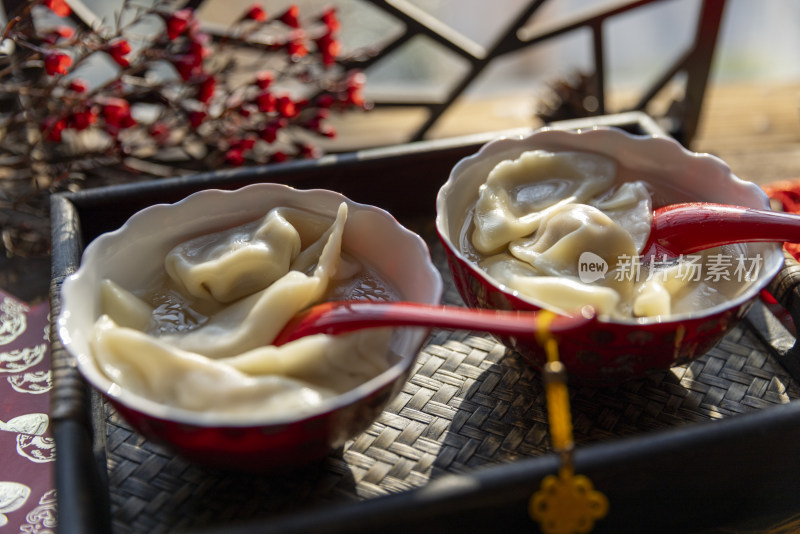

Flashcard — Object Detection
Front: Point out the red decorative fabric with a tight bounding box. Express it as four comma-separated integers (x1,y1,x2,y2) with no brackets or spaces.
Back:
762,179,800,261
0,290,56,531
760,181,800,335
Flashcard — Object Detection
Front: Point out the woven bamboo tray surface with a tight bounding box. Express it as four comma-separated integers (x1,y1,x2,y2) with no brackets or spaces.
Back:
96,228,800,534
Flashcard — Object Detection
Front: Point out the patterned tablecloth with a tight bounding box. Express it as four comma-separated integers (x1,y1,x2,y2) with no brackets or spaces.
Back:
0,290,56,532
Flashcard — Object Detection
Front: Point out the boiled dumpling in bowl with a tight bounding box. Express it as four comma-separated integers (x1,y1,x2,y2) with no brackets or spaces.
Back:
508,203,638,278
90,314,391,419
466,147,763,320
471,150,617,254
162,203,348,358
165,207,303,304
481,253,624,317
89,202,397,419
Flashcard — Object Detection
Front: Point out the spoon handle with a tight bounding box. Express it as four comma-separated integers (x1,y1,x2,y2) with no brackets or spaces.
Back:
273,301,595,346
649,202,800,257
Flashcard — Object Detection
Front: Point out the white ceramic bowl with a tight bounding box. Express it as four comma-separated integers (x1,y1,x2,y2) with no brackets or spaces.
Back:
436,127,784,385
58,183,442,469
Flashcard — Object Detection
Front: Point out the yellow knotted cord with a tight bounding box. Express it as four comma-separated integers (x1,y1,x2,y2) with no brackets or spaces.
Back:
529,311,609,534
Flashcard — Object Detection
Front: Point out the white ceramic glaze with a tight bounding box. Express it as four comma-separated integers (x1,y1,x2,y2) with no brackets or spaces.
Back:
59,184,443,426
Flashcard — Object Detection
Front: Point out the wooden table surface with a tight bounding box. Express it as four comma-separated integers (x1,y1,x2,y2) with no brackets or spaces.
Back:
693,81,800,187
330,80,800,188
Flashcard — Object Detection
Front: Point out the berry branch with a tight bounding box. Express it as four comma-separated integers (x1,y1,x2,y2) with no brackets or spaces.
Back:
0,0,369,257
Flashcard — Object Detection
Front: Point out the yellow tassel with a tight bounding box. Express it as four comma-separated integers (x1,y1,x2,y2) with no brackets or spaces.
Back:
529,311,609,534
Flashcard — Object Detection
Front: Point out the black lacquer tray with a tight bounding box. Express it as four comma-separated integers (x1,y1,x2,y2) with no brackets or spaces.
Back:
49,112,800,534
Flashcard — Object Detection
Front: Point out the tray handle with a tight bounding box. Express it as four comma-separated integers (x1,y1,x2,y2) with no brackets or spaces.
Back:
49,195,112,534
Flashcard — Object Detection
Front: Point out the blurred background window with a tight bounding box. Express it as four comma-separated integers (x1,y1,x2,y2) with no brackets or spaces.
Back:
20,0,800,146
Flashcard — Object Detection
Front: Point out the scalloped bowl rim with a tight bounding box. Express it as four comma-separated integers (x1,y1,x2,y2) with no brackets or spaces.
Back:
435,126,783,325
58,183,443,427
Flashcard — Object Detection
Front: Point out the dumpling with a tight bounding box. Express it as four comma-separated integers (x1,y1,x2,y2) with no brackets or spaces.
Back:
508,203,639,279
161,202,349,358
222,327,393,393
481,254,622,317
90,315,338,418
165,207,303,303
589,181,652,253
99,279,153,331
471,150,617,254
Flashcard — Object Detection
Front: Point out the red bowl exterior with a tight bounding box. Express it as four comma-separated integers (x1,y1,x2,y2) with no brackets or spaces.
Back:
434,128,782,386
438,232,753,386
107,363,410,470
58,184,442,470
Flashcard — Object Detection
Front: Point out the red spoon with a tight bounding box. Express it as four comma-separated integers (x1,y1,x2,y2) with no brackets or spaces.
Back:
642,202,800,261
272,300,596,346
